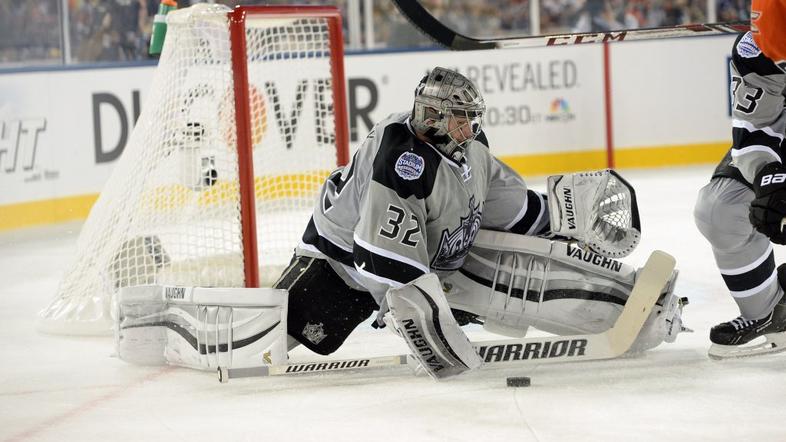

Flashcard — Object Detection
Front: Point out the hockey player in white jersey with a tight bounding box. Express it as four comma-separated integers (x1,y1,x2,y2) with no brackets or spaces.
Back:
275,67,686,379
694,0,786,359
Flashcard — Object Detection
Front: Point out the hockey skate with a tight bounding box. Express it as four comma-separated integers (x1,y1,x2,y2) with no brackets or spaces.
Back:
708,266,786,360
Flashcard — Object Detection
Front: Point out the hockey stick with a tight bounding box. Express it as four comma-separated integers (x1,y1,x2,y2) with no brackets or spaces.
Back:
218,355,408,382
218,250,675,382
392,0,749,50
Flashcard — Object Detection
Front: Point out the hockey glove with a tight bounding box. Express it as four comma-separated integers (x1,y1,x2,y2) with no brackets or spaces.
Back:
750,162,786,244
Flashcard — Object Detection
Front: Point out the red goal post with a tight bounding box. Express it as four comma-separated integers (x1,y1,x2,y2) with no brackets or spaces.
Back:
229,5,349,288
38,4,349,335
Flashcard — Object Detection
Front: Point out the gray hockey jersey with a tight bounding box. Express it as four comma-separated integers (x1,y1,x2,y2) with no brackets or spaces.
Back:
297,112,549,303
714,32,786,185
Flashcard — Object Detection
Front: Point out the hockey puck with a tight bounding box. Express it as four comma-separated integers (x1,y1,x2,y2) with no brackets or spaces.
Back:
506,376,531,387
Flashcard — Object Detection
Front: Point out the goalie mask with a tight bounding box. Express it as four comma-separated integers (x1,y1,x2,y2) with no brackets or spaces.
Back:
410,67,485,162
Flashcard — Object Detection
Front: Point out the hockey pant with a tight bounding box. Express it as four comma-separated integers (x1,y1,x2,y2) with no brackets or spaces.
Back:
694,177,783,320
275,255,378,355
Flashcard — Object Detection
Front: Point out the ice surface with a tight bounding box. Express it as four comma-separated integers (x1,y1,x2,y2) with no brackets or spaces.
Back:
2,165,785,442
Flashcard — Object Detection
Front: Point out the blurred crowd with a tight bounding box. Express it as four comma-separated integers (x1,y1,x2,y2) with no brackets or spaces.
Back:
380,0,750,42
0,1,62,64
0,0,752,66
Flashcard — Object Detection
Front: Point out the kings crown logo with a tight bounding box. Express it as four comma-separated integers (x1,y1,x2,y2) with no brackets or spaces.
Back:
302,322,327,345
431,196,482,271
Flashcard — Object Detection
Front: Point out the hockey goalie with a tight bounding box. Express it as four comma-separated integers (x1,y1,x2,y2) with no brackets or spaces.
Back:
114,67,688,379
113,169,687,378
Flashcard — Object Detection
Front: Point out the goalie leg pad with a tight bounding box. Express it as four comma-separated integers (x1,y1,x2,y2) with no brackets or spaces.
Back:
443,230,687,351
387,273,482,380
115,285,288,370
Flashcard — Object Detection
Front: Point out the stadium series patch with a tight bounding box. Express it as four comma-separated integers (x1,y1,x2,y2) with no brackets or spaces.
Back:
737,32,761,58
395,152,425,180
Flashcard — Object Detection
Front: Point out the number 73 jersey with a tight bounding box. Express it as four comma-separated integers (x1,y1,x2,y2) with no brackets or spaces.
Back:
714,31,786,185
297,112,546,303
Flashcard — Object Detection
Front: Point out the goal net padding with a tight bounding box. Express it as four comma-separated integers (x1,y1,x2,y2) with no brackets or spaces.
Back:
37,4,349,335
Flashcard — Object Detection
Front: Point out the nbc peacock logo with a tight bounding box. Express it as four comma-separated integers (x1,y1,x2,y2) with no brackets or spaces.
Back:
545,98,576,122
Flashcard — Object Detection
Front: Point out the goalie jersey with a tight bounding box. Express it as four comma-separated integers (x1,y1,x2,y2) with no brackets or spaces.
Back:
714,31,786,186
297,112,548,303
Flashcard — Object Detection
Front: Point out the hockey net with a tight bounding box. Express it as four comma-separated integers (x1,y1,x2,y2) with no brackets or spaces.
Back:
38,4,348,335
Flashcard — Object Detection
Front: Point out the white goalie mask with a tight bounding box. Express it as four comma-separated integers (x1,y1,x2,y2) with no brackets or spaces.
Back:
410,67,486,162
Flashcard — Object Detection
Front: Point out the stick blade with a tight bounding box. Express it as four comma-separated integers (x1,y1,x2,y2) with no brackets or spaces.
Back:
606,250,676,354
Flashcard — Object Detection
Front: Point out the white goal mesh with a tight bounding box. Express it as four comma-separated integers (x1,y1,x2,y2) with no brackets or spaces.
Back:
38,4,348,335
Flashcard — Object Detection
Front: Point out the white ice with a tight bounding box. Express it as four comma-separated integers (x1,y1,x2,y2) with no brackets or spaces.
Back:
2,165,785,442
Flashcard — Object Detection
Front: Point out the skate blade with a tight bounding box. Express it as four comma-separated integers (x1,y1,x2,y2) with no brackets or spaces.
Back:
708,332,786,360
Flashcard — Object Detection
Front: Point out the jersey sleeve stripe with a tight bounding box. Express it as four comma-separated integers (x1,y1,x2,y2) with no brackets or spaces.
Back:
352,235,430,274
732,129,784,155
302,217,354,266
353,236,427,285
507,190,549,235
732,119,786,142
354,265,406,288
729,144,782,162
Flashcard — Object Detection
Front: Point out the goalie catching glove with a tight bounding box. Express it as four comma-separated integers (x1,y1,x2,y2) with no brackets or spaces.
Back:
750,162,786,245
385,273,482,380
548,169,641,258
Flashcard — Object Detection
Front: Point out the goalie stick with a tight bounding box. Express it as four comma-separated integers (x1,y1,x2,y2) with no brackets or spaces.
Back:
218,250,676,382
392,0,749,50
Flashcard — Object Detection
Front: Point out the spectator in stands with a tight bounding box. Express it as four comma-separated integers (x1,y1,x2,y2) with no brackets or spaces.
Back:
463,2,502,37
660,0,688,26
0,0,61,64
500,0,531,34
72,0,114,62
718,0,751,21
571,0,625,32
0,0,751,67
113,0,150,61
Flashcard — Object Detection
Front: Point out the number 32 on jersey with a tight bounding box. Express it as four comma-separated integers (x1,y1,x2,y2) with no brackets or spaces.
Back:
379,204,421,247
